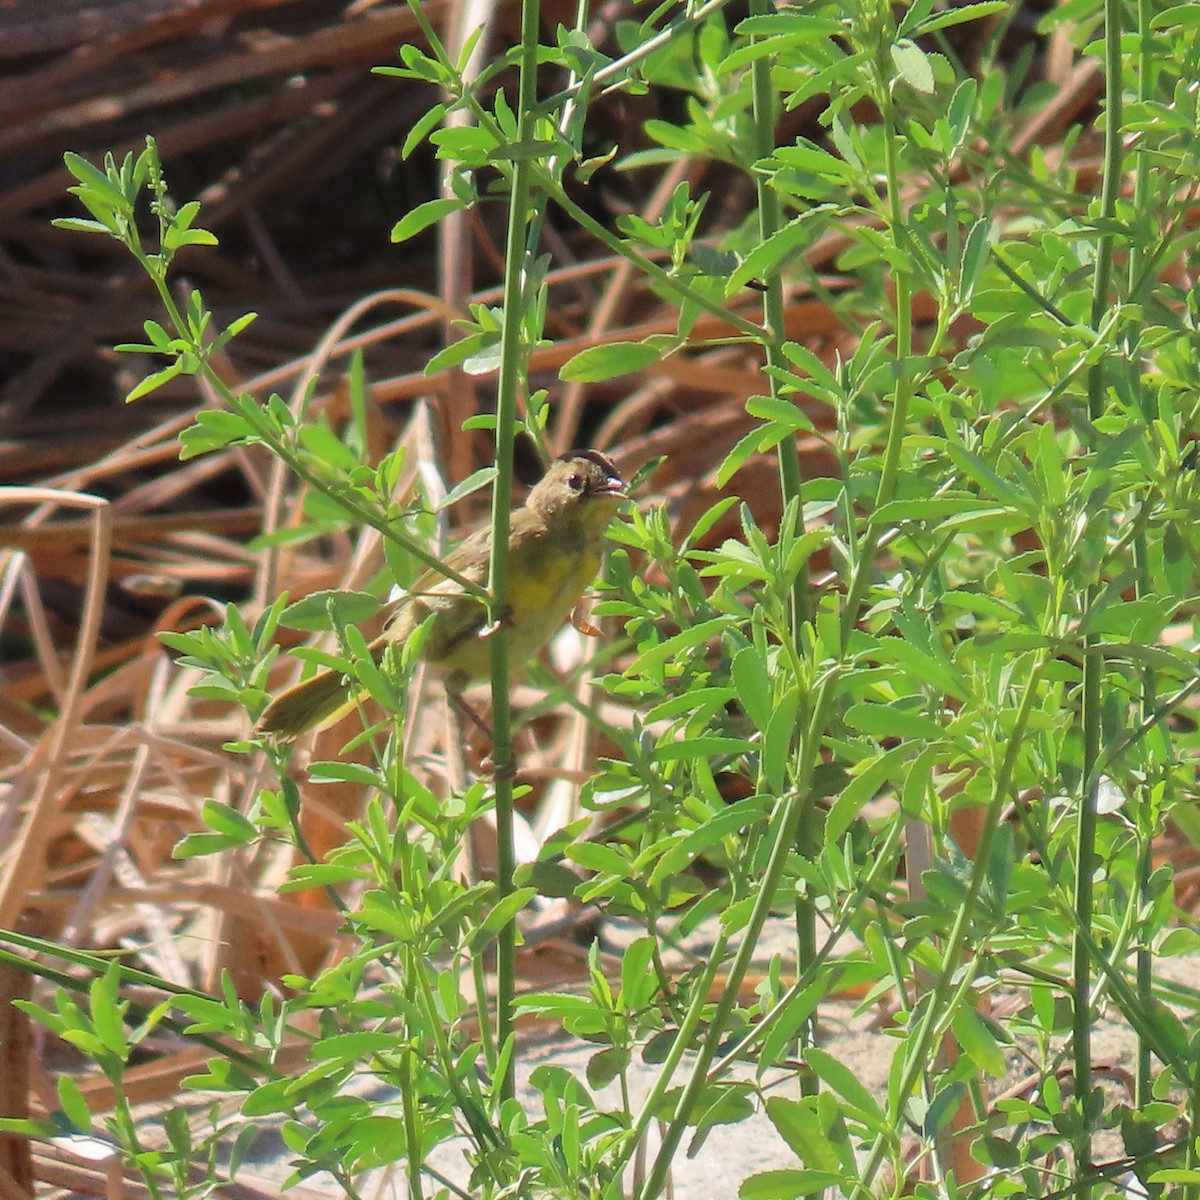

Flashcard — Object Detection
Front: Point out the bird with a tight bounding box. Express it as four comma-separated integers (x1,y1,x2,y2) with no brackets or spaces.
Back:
257,449,627,739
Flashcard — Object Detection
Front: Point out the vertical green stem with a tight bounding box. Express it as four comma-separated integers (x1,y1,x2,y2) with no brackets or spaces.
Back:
851,659,1048,1197
634,671,839,1200
488,0,542,1107
1073,0,1123,1190
748,0,817,1101
838,62,914,650
749,9,808,602
1128,0,1155,1116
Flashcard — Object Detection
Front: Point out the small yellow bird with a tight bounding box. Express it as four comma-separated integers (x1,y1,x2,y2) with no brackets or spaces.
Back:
257,449,627,739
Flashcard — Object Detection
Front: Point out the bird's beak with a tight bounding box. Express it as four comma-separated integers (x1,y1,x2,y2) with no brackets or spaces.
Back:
603,476,628,499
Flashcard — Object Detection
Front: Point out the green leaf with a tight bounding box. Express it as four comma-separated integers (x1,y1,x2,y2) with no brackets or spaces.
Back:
824,743,911,841
282,862,370,891
0,1119,57,1137
211,311,258,354
960,217,992,302
763,687,801,794
765,1094,856,1176
630,616,730,673
731,647,772,733
771,143,859,181
57,1075,92,1132
727,216,819,293
891,39,934,93
402,103,447,158
566,841,632,877
89,965,128,1058
173,832,250,859
311,1031,401,1062
52,217,113,235
164,225,218,250
843,703,946,743
1157,927,1200,957
680,496,739,553
651,736,749,761
390,198,464,243
201,801,256,842
280,589,381,632
740,1169,843,1198
126,362,185,403
745,393,815,433
63,152,125,205
560,338,670,383
719,16,843,74
649,796,770,887
910,0,1007,35
471,887,536,944
716,426,783,487
439,466,496,510
1148,3,1200,29
240,1077,296,1118
802,1045,885,1129
517,859,583,898
951,1005,1007,1076
780,340,842,396
920,1083,965,1138
304,761,384,786
872,495,1016,525
619,937,657,1012
586,1045,629,1090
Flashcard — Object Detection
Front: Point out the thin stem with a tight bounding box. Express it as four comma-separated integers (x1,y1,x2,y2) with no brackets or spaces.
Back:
486,0,543,1111
622,928,731,1168
838,63,915,651
1073,0,1124,1188
1128,0,1156,1119
405,0,770,348
709,816,904,1077
748,0,816,1110
543,182,770,344
749,0,808,621
636,669,840,1200
851,656,1048,1197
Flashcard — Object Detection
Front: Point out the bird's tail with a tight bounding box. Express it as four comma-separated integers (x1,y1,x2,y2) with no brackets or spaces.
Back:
257,652,381,740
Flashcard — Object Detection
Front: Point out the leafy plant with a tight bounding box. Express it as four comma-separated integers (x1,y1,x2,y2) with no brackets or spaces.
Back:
6,0,1200,1197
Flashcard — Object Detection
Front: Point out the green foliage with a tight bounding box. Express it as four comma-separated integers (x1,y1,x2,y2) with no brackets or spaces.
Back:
20,0,1200,1196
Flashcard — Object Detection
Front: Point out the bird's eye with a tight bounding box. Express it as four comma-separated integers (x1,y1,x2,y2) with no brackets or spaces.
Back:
566,472,582,491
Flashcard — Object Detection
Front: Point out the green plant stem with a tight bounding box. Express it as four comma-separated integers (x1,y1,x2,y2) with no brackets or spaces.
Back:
399,1030,423,1200
1073,0,1124,1190
129,188,490,601
709,815,904,1076
748,0,816,1109
407,948,503,1164
1128,0,1155,1119
748,3,808,628
1011,836,1193,1086
0,933,270,1074
485,0,543,1114
618,927,731,1187
542,182,769,342
1188,1048,1200,1189
851,656,1048,1198
549,0,736,103
838,61,915,651
635,668,839,1200
405,0,769,349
